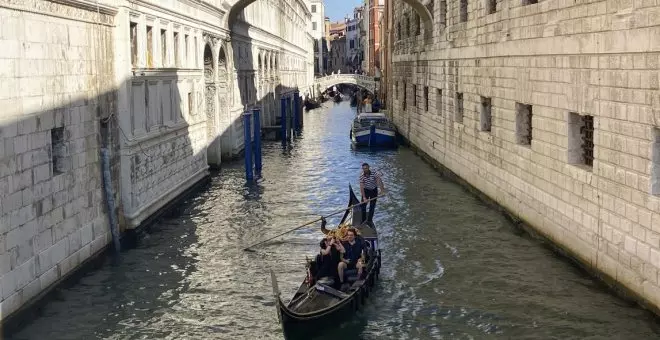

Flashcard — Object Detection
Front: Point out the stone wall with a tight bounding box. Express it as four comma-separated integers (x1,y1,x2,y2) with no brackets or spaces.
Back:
0,0,116,318
389,0,660,310
0,0,315,320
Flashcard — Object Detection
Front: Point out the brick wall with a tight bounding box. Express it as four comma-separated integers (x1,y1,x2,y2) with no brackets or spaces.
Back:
0,1,116,318
390,0,660,310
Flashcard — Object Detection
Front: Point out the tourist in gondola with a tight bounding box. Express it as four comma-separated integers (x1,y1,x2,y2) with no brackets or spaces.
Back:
310,217,345,286
337,228,365,291
359,162,385,223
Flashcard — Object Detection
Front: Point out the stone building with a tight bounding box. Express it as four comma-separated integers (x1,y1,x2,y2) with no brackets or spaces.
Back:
388,0,660,311
365,0,384,74
307,0,327,75
0,0,313,321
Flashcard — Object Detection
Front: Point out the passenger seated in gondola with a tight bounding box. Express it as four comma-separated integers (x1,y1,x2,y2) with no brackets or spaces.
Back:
310,218,345,286
337,228,365,291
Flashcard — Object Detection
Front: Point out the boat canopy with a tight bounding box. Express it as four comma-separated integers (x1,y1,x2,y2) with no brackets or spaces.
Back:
356,112,388,121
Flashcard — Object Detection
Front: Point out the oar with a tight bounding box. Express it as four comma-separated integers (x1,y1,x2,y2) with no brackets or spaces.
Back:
243,193,387,252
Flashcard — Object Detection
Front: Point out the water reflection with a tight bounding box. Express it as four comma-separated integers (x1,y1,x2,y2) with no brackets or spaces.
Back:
7,101,660,340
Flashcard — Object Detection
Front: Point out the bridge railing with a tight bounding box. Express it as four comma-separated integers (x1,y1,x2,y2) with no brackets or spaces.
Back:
315,74,375,83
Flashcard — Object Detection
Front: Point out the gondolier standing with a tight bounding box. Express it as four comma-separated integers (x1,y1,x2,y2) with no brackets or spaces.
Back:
359,163,386,223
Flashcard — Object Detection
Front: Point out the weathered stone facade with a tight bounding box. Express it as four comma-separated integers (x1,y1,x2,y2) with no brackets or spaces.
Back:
389,0,660,311
0,0,313,321
0,0,117,319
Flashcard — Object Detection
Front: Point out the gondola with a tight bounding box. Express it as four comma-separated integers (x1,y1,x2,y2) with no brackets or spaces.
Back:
270,185,381,339
304,98,321,111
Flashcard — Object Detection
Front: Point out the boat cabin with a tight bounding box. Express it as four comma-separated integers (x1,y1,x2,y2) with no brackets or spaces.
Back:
354,113,393,129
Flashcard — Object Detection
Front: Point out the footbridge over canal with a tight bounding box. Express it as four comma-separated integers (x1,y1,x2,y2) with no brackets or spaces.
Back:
314,74,377,94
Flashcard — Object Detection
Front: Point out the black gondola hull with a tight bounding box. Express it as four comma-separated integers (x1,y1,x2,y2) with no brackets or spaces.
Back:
278,257,380,339
272,185,381,339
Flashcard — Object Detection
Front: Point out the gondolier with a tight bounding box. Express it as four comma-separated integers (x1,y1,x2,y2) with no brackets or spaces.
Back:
359,163,385,223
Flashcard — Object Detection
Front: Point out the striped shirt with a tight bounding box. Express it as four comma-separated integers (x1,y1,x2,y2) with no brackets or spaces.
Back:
360,172,381,190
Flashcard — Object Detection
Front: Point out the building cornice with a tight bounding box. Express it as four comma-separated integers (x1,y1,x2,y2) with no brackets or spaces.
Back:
51,0,119,15
0,0,117,25
123,0,229,34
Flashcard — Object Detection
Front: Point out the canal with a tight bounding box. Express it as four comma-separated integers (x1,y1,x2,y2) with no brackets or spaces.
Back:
8,101,660,339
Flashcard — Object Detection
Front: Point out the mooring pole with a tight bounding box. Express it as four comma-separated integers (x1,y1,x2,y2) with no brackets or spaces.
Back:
253,107,262,176
298,91,304,128
280,96,287,145
293,90,300,131
243,111,253,181
287,95,293,140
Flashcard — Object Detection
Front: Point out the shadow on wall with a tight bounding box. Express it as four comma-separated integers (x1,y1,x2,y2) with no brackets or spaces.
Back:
0,70,220,325
0,30,309,335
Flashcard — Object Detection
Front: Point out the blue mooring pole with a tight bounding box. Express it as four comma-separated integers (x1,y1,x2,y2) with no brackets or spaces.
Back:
287,96,293,139
253,107,262,176
293,91,300,131
280,96,287,145
243,111,253,181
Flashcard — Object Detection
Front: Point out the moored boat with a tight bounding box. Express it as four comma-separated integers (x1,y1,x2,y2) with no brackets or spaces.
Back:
271,185,381,339
350,112,397,148
304,98,321,111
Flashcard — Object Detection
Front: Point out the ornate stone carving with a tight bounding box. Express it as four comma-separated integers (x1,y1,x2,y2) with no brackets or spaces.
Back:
205,85,216,119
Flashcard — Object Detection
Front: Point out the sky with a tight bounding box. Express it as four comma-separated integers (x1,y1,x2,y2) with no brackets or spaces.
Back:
324,0,363,22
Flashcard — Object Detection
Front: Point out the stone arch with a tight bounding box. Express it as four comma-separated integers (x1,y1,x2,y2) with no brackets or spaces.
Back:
227,0,431,33
203,43,214,83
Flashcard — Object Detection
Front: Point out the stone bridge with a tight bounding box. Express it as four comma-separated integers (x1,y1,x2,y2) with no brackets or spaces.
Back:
314,74,377,94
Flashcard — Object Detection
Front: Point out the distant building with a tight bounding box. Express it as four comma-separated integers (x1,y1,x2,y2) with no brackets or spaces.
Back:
326,20,348,73
366,0,385,74
345,7,363,73
307,0,327,75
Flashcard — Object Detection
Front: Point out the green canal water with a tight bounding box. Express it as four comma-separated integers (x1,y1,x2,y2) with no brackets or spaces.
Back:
7,101,660,339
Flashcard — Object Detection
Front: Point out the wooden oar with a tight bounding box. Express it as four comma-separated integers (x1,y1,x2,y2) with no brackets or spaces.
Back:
243,193,387,251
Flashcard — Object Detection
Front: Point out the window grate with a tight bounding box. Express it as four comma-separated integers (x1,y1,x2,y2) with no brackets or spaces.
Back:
581,115,594,167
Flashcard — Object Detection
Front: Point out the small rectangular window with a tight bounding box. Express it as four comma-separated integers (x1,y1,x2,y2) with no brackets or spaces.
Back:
516,103,533,145
311,4,317,13
403,83,407,110
424,86,429,111
130,22,138,67
412,85,417,107
522,0,538,5
652,128,660,195
568,112,595,168
487,0,497,14
455,92,464,123
440,0,447,25
436,89,442,116
174,32,180,67
480,96,492,132
188,92,194,115
460,0,468,22
194,36,198,68
146,25,154,68
313,22,317,30
184,34,189,66
51,127,67,176
161,29,167,67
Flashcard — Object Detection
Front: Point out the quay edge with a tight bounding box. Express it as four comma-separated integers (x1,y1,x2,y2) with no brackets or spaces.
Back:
399,134,660,319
